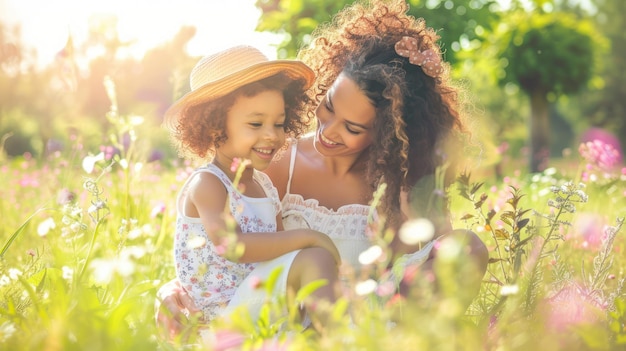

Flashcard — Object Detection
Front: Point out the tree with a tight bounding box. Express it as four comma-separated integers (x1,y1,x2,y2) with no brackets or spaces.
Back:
255,0,500,65
587,0,626,154
497,12,599,172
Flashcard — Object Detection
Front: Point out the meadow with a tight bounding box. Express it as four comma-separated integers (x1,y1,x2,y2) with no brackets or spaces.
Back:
1,87,625,351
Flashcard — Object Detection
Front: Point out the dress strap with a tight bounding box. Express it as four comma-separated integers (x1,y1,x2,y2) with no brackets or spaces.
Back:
285,140,298,195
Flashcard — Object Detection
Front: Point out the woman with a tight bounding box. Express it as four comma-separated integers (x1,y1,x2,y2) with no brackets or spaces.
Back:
157,0,488,337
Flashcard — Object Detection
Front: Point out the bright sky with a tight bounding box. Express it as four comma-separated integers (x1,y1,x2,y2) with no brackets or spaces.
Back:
0,0,282,68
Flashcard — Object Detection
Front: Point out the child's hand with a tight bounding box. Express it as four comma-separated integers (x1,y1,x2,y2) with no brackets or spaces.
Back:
154,279,201,341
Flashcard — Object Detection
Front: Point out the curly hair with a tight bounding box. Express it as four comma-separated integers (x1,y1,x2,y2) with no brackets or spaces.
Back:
171,72,312,161
298,0,467,229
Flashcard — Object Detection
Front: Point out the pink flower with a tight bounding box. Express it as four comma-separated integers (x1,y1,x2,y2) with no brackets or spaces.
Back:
206,329,246,351
249,275,263,289
578,139,622,172
572,213,606,249
150,201,166,218
543,282,606,333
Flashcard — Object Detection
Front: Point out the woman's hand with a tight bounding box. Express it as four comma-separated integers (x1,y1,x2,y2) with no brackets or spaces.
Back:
154,279,201,341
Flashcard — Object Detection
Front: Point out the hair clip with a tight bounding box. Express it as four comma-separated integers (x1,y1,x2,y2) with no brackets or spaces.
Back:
394,36,443,78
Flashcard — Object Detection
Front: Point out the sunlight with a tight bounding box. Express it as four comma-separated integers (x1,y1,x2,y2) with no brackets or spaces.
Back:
0,0,281,68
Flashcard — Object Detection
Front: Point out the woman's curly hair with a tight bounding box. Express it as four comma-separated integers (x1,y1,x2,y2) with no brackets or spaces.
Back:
172,72,312,161
298,0,467,229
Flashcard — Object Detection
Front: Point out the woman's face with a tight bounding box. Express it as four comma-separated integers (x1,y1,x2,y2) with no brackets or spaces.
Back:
313,73,376,158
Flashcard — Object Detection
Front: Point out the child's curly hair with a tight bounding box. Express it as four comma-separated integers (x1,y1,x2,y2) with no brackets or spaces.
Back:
172,72,312,161
298,0,467,229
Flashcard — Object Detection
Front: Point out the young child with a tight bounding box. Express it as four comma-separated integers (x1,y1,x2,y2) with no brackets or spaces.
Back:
164,45,340,330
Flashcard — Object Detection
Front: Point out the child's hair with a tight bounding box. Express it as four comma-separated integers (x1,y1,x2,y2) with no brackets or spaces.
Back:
298,0,468,229
173,72,312,161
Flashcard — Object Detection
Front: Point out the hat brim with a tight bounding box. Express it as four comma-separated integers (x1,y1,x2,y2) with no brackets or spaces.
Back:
163,60,315,131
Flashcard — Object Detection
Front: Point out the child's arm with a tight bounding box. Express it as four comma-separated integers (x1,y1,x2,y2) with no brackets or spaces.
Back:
189,172,340,265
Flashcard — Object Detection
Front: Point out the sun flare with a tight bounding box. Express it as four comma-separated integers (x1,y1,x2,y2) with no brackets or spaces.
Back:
1,0,280,68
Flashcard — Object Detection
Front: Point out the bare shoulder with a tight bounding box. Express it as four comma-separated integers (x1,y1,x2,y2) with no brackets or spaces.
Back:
187,172,228,213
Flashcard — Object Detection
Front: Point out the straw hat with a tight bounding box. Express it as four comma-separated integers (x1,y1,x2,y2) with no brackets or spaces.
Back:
164,45,315,131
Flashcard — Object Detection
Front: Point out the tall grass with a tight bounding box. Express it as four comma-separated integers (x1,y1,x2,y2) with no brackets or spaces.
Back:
1,82,625,350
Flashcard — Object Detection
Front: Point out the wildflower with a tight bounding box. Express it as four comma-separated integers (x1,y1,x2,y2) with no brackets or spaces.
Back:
82,152,105,174
147,149,164,163
56,188,76,205
399,218,435,245
499,284,519,296
249,276,263,289
0,275,10,287
544,282,606,333
90,256,135,284
62,266,74,282
0,322,16,342
8,268,22,280
100,145,120,161
376,280,396,297
37,217,56,237
358,245,383,265
87,200,107,214
188,234,207,249
573,213,605,249
202,329,246,351
26,249,35,257
46,139,64,153
578,139,622,172
150,202,166,218
355,279,377,296
229,158,251,172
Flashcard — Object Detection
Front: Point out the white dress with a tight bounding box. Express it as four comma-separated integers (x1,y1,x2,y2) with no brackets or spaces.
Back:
281,141,435,275
174,164,288,322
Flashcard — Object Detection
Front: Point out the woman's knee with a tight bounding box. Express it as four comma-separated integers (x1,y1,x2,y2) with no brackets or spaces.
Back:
446,229,488,273
292,247,338,275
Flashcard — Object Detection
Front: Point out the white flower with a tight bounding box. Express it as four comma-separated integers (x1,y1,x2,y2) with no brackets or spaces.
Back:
0,275,10,287
399,218,435,245
8,268,22,280
358,245,383,265
90,256,135,284
62,266,74,282
188,234,207,249
37,217,56,237
82,152,105,174
500,284,519,296
355,279,378,296
0,322,16,342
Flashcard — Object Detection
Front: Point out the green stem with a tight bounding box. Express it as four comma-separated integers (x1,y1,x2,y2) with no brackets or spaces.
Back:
78,218,103,281
1,208,51,258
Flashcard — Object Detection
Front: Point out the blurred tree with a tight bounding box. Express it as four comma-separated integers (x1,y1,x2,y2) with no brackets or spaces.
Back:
255,0,500,65
587,0,626,154
496,12,599,172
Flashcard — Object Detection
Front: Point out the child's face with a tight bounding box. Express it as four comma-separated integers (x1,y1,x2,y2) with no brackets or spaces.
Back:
215,89,286,171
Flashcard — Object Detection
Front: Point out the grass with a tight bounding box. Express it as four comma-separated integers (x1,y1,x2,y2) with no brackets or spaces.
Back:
0,93,625,350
